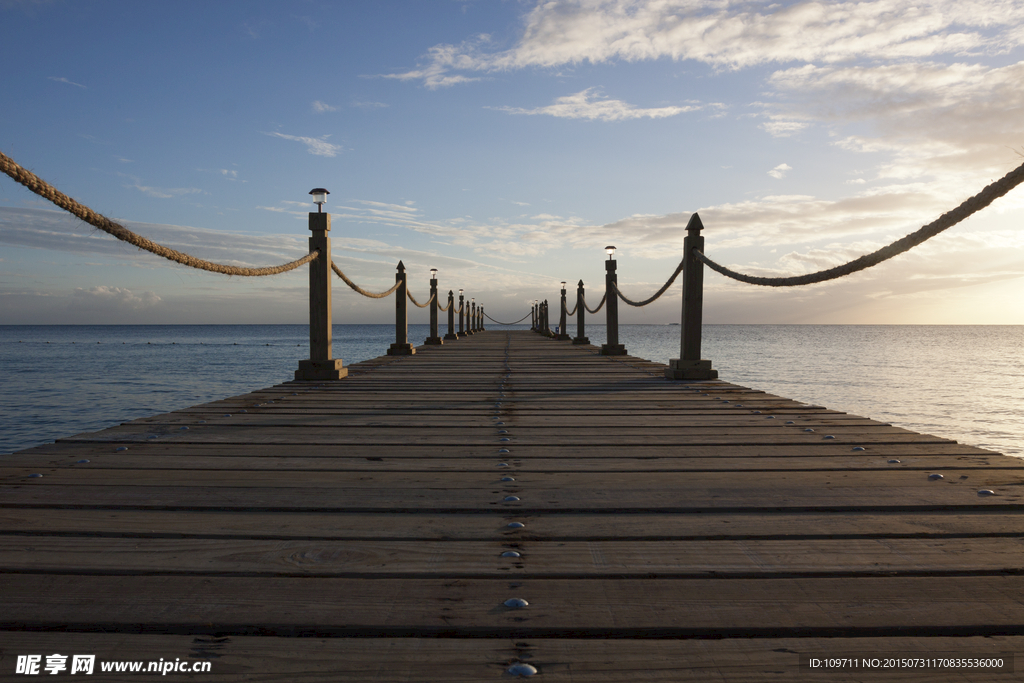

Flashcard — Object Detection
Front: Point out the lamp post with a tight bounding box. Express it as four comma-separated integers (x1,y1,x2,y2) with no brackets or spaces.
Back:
425,268,442,345
458,289,466,337
601,245,626,356
296,188,347,380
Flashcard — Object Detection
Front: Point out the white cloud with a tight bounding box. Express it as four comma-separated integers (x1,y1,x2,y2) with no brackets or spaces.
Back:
768,163,792,179
71,285,161,311
492,88,700,121
311,100,337,113
386,0,1024,87
263,132,343,157
127,184,204,199
48,76,85,89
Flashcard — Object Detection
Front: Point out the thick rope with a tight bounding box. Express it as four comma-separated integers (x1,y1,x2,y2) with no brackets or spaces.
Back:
582,292,607,314
697,160,1024,287
0,150,319,276
566,302,578,316
407,289,435,308
331,262,401,298
437,297,452,312
483,310,533,325
612,259,685,307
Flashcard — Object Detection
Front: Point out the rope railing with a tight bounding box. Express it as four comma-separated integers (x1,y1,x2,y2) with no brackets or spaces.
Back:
437,297,452,312
484,310,533,326
566,302,578,317
0,150,320,277
582,292,607,314
612,260,685,307
330,262,401,298
407,289,435,308
697,159,1024,288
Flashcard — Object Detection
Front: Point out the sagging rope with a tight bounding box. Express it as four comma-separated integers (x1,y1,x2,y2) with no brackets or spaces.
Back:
484,310,533,325
566,302,578,316
582,292,607,314
697,159,1024,287
407,289,435,308
1,149,319,276
331,262,401,298
436,296,452,312
612,260,685,307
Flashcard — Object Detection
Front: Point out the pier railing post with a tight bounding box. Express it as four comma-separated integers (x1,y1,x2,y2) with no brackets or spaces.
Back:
557,282,570,340
480,306,485,331
531,302,537,332
573,279,589,345
387,261,415,356
666,213,717,380
444,290,457,341
467,299,476,335
458,290,466,337
425,270,442,345
601,247,626,356
296,211,347,380
543,300,551,336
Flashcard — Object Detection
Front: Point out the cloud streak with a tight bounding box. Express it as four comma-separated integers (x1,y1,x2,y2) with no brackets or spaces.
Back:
263,132,343,157
491,88,700,121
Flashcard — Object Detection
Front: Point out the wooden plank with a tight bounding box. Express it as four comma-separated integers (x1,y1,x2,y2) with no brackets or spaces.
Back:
4,510,1023,540
3,537,1024,577
5,574,1024,635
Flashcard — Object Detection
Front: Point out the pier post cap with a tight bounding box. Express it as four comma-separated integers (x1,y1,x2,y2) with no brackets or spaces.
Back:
307,211,330,232
578,279,584,288
685,212,704,234
396,260,405,272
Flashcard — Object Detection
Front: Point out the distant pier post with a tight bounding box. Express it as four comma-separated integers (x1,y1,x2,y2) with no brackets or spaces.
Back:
425,269,442,345
467,299,476,335
387,261,415,356
573,279,589,345
479,306,485,331
531,302,537,331
601,246,626,356
444,290,457,341
557,282,570,340
458,290,466,337
542,300,551,335
296,200,347,380
666,213,717,380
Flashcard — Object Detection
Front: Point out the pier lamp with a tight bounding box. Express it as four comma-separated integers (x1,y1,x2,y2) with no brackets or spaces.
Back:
430,268,438,279
309,188,330,213
459,288,464,296
605,245,616,260
561,281,566,291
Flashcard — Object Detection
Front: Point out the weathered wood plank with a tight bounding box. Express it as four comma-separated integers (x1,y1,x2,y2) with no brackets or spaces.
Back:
4,510,1022,540
5,575,1024,635
3,537,1023,576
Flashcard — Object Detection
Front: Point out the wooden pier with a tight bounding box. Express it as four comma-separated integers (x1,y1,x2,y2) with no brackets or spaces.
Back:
2,330,1024,680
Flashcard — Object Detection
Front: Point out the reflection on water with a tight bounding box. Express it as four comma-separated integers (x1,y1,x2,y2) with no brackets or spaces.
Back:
1,324,1021,457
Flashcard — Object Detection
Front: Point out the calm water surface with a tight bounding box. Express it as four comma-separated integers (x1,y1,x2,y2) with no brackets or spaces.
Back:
1,324,1021,458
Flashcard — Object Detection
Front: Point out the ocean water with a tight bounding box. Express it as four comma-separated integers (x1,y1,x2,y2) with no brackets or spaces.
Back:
0,324,1021,458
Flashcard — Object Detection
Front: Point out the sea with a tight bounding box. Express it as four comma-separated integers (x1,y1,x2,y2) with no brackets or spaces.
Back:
1,324,1021,458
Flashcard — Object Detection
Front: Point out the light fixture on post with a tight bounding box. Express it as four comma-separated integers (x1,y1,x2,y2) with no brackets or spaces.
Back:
601,245,626,356
605,245,616,260
296,186,346,381
430,268,438,279
309,188,330,213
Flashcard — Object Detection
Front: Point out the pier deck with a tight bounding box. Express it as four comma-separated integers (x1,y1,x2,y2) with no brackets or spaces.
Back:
2,330,1024,680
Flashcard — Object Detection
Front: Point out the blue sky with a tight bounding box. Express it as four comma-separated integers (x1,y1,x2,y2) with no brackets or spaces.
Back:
2,0,1024,325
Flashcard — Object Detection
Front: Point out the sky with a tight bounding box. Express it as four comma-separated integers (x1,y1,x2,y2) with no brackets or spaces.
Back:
2,0,1024,326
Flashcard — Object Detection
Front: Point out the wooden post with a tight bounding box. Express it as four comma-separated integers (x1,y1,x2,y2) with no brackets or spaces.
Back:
425,274,442,345
542,300,551,335
479,306,485,331
601,254,626,356
458,291,466,337
572,279,589,345
387,261,415,355
444,290,458,341
467,300,476,335
295,212,347,380
531,303,537,331
666,213,717,380
557,285,570,340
